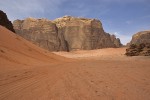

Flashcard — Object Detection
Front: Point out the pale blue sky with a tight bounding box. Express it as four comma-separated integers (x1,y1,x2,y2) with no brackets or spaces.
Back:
0,0,150,44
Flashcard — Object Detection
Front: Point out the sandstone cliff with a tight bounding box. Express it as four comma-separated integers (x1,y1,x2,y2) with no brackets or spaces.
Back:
110,34,122,47
0,10,15,32
13,18,68,51
130,31,150,45
13,16,122,51
125,31,150,56
54,16,121,51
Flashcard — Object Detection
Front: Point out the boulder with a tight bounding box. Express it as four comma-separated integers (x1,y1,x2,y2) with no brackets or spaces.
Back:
0,10,15,32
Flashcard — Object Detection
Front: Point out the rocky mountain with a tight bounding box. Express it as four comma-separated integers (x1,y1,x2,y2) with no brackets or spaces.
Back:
13,18,68,51
54,16,122,51
130,31,150,45
13,16,122,51
0,10,15,32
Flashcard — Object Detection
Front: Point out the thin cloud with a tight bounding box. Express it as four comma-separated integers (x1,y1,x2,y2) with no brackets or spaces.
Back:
111,32,132,45
99,0,149,3
0,0,66,21
125,21,133,25
141,15,150,19
0,0,149,45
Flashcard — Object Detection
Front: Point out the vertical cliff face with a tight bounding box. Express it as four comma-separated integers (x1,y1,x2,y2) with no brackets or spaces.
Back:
0,10,15,32
54,16,96,50
54,16,121,51
13,16,122,52
13,18,68,51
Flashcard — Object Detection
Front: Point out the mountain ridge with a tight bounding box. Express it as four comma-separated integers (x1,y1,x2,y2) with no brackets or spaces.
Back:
13,16,122,51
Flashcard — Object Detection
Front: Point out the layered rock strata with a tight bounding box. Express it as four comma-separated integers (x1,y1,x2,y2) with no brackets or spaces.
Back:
13,16,122,51
13,18,67,51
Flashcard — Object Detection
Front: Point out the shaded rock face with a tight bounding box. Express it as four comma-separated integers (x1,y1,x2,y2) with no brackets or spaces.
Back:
130,31,150,45
110,34,122,48
125,43,150,56
13,16,122,51
54,16,121,51
0,10,15,32
13,18,68,51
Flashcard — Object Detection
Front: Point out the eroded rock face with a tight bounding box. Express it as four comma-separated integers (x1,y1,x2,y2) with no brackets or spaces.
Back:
13,18,68,51
126,31,150,56
110,34,122,48
13,16,122,51
125,43,150,56
0,10,15,32
130,31,150,44
54,16,121,51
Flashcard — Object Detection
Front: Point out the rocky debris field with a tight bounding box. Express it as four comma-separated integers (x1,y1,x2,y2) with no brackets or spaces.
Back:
125,43,150,56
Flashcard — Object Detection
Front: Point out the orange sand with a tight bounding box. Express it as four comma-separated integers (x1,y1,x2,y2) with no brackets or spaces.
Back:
0,26,150,100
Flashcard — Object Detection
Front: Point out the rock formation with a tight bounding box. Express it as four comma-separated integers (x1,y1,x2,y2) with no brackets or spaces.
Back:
54,16,122,51
125,31,150,56
125,43,150,56
0,10,15,32
13,16,122,51
110,34,122,48
130,31,150,45
13,18,68,51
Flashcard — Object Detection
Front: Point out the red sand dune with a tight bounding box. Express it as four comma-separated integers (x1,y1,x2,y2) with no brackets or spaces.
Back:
0,26,150,100
0,26,69,69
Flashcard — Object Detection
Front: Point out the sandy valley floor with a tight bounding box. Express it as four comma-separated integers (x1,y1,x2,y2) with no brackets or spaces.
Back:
0,26,150,100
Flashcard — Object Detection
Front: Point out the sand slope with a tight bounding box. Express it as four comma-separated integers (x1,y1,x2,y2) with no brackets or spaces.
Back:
53,47,126,59
0,26,69,69
0,26,150,100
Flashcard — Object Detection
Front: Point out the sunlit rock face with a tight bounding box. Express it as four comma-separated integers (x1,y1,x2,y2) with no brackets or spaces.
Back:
13,16,122,51
13,18,68,51
130,31,150,45
54,16,121,51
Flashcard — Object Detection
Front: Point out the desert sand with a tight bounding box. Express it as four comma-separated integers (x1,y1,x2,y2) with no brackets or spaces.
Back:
0,26,150,100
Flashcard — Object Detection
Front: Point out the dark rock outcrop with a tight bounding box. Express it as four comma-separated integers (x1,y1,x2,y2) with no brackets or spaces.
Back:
13,18,68,51
0,10,15,32
125,43,150,56
13,16,122,51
